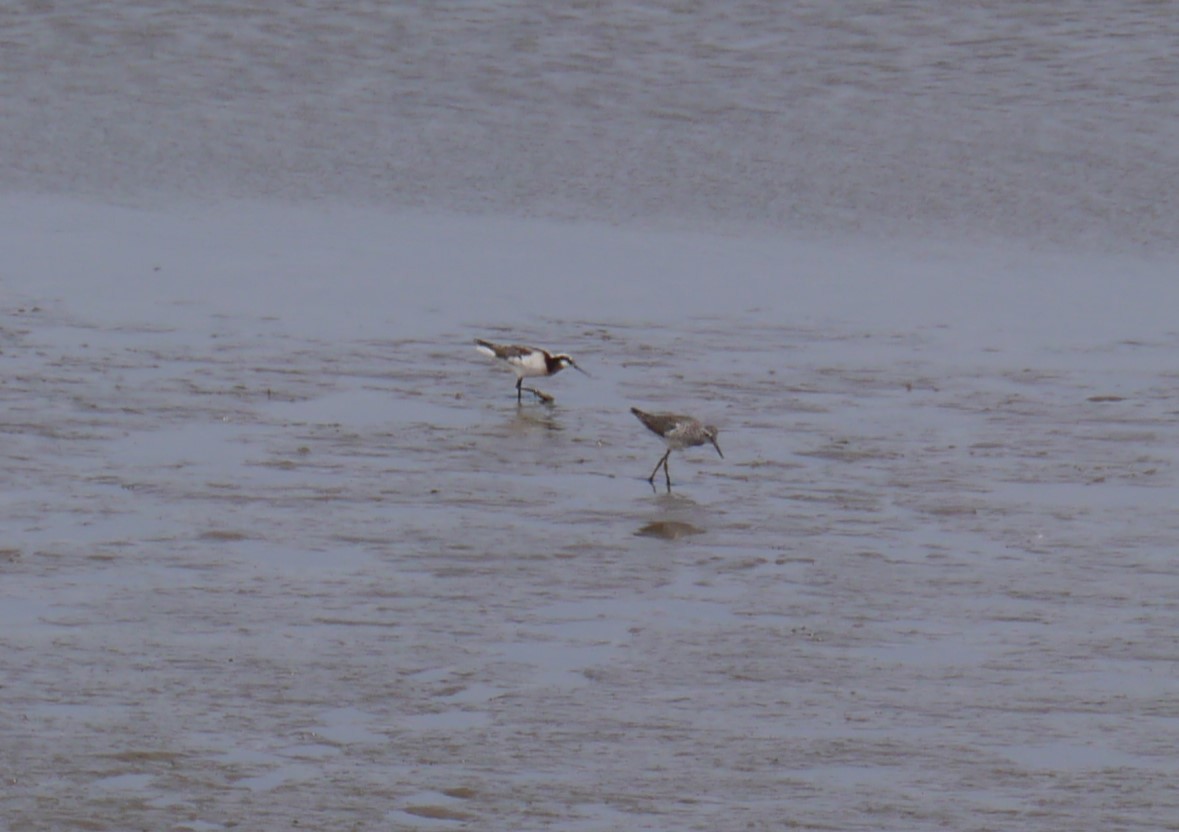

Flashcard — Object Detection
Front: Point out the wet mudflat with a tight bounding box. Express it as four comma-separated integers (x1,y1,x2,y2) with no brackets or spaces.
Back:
3,202,1179,830
5,0,1179,826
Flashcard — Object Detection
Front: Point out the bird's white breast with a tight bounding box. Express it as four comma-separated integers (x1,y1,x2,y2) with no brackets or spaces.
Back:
508,350,550,377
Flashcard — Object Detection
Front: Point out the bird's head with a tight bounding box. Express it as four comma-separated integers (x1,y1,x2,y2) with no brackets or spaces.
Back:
553,354,591,377
704,426,723,458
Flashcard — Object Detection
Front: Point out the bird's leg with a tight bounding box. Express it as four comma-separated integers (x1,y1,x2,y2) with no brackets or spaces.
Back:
648,449,671,484
523,386,554,404
663,455,673,490
516,377,523,403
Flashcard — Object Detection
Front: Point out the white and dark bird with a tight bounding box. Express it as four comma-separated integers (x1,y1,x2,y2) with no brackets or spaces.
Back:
475,338,588,404
631,407,723,489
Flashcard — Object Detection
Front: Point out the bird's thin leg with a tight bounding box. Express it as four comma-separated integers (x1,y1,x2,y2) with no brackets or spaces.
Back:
663,455,673,490
522,386,554,404
516,377,523,403
648,449,671,484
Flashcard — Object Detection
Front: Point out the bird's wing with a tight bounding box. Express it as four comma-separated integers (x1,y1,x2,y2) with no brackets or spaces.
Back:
476,339,535,360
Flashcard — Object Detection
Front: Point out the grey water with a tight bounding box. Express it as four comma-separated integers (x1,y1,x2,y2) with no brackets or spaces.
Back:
4,0,1179,248
3,4,1179,831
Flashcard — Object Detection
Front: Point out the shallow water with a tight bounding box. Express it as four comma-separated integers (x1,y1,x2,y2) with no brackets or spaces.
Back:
4,1,1179,247
4,202,1179,830
4,1,1179,828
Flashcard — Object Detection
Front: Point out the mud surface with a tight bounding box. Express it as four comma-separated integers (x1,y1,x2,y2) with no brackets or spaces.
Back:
3,0,1179,827
3,208,1178,830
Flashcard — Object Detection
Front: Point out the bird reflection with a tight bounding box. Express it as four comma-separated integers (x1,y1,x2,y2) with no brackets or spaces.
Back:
634,520,706,540
502,407,563,434
634,491,707,539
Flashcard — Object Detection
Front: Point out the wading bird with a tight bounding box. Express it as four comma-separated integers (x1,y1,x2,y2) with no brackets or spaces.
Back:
475,338,588,404
631,407,723,489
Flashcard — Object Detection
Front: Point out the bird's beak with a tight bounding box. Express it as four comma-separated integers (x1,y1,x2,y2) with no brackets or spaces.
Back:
711,438,724,459
572,362,592,378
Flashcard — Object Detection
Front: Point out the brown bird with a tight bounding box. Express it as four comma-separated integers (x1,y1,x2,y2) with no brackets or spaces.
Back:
631,407,723,489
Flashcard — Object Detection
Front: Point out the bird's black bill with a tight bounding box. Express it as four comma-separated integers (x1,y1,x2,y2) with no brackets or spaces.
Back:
572,362,592,378
711,439,724,459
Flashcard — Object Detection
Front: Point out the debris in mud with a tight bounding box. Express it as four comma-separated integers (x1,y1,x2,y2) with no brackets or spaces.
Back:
402,804,473,822
198,529,250,542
